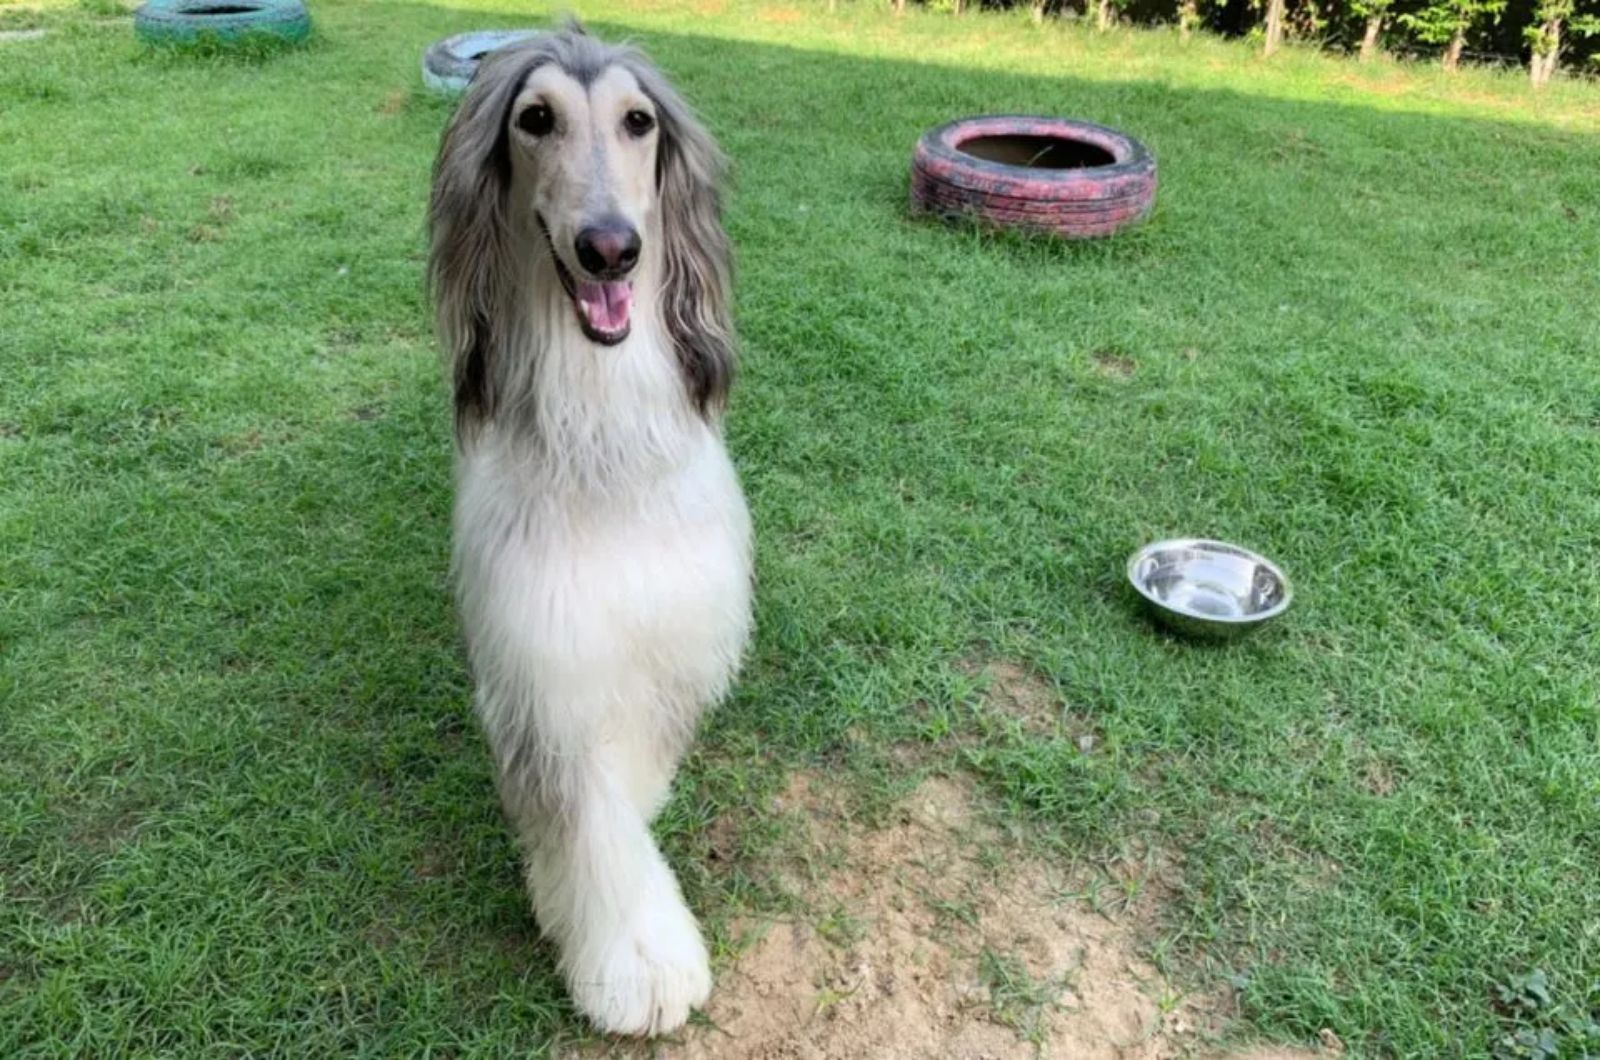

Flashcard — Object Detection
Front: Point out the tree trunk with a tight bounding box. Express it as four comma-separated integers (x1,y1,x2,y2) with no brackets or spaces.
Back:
1359,14,1382,61
893,0,906,14
1179,0,1197,39
1263,0,1285,55
1442,26,1465,70
1031,0,1046,23
1096,0,1113,31
1530,18,1561,87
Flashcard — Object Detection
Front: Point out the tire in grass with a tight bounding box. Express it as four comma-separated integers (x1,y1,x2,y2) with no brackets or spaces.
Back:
422,30,540,97
133,0,311,46
910,115,1157,239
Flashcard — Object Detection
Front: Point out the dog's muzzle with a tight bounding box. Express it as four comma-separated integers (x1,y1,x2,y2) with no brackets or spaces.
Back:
538,213,636,347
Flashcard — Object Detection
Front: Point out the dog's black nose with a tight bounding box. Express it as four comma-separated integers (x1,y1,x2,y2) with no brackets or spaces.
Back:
575,222,641,277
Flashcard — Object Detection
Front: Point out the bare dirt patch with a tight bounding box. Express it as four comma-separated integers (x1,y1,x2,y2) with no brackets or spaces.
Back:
1359,758,1396,797
376,88,409,115
967,658,1058,730
961,657,1098,752
578,773,1321,1060
1092,349,1138,379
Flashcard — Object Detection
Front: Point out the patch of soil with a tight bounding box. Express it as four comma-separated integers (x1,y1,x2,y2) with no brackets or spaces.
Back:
961,657,1097,751
1359,758,1396,797
1092,349,1137,379
584,774,1321,1060
222,429,264,454
704,812,741,864
966,658,1059,730
376,88,408,115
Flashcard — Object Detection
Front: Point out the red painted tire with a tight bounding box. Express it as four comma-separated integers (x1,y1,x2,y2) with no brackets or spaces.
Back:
910,115,1157,239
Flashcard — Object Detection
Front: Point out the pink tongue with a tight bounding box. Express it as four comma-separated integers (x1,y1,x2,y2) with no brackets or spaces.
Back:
575,281,632,335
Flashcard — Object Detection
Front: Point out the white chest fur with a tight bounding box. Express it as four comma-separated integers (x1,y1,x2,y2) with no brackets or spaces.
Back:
452,322,753,774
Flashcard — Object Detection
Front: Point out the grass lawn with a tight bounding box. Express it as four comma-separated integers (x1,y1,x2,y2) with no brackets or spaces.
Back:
3,0,1599,1055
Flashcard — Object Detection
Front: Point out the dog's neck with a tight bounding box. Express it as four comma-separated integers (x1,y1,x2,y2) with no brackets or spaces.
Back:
477,230,703,495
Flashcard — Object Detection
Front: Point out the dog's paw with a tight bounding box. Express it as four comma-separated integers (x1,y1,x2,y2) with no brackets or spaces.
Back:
565,890,711,1036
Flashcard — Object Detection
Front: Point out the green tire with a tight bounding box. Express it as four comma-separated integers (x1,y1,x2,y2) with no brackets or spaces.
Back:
133,0,312,46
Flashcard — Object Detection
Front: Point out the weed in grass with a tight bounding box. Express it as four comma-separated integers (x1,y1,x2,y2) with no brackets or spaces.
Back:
978,947,1067,1046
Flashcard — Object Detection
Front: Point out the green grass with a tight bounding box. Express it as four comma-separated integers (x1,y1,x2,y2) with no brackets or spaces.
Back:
979,946,1066,1045
3,0,1599,1056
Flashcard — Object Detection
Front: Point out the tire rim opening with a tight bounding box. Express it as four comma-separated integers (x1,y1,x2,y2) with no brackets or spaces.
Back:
187,4,263,13
956,134,1115,169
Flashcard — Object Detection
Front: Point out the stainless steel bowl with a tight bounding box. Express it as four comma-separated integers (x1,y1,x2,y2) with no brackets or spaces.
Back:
1127,539,1292,640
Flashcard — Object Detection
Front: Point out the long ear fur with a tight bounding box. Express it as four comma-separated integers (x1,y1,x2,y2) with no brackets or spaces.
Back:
427,47,537,437
623,55,736,418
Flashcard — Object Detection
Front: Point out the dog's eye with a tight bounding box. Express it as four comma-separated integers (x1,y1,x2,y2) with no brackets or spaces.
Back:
517,104,554,137
623,109,655,137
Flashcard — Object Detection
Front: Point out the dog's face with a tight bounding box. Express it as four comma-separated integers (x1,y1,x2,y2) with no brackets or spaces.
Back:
507,62,660,346
429,27,736,431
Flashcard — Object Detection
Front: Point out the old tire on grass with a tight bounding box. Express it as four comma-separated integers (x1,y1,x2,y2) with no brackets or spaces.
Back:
134,0,311,45
910,115,1156,239
422,30,540,96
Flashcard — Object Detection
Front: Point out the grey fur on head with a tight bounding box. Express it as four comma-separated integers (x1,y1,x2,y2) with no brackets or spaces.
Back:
427,23,736,436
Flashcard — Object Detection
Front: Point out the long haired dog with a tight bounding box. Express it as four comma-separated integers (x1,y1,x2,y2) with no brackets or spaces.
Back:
428,27,752,1035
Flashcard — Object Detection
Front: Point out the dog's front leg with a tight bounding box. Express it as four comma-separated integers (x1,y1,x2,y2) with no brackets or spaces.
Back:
502,749,711,1036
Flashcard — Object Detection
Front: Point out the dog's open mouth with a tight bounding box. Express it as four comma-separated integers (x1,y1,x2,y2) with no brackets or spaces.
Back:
570,277,632,345
539,215,632,346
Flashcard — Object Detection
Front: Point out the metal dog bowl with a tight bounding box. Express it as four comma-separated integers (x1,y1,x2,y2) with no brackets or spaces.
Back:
1127,539,1291,640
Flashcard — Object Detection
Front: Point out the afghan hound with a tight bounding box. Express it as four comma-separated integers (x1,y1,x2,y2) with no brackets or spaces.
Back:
427,26,752,1036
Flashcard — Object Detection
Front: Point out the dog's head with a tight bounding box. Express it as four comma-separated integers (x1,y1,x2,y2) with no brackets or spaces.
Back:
429,23,733,433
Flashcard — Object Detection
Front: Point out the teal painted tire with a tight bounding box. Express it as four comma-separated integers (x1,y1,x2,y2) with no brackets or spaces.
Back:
422,30,540,96
134,0,311,45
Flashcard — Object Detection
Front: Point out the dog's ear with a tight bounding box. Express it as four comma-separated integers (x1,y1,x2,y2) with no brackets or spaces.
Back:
637,64,735,418
428,51,532,435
